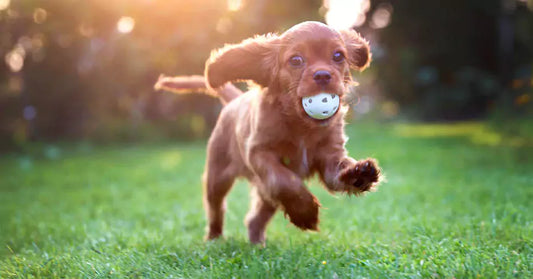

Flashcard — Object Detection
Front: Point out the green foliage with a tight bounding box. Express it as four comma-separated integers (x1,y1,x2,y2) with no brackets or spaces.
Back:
1,122,531,277
373,0,532,120
0,0,322,148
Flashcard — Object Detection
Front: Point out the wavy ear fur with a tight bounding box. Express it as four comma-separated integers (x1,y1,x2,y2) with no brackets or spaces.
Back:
340,29,371,71
205,34,279,89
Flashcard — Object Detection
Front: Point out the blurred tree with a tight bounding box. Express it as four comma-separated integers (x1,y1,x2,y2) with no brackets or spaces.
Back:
372,0,531,120
0,0,326,150
0,0,530,151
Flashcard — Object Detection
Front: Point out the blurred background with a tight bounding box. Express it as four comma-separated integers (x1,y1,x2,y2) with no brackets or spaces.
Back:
0,0,532,151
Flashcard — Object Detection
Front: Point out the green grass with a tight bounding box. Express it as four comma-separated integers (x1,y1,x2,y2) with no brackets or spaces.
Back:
1,122,531,278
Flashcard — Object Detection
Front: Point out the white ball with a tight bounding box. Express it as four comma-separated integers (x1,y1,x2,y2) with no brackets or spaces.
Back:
301,92,340,120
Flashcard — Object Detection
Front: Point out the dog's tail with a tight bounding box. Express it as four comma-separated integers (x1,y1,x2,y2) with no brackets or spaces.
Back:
154,75,242,105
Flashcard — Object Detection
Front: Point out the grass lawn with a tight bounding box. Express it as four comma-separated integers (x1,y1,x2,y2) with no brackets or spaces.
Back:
0,122,531,278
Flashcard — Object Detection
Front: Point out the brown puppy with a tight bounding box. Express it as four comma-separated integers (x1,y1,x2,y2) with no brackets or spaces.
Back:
155,21,381,244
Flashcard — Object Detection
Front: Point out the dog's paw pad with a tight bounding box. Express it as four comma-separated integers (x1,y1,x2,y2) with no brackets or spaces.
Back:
340,158,381,194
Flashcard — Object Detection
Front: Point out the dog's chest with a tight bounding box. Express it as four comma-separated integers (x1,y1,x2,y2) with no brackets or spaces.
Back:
280,140,313,177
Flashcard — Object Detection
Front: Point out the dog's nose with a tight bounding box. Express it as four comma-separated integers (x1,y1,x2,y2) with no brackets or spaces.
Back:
313,70,331,86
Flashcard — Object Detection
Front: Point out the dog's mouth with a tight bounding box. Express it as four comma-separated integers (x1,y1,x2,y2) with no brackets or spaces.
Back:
301,92,340,120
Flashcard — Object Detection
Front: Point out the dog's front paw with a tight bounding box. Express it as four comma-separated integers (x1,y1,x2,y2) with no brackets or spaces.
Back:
280,191,320,231
339,158,381,194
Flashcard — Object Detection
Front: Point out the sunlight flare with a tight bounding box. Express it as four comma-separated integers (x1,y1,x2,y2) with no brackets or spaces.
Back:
117,16,135,34
324,0,370,29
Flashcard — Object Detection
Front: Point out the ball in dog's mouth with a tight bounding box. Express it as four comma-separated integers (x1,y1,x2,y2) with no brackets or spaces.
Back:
301,93,340,120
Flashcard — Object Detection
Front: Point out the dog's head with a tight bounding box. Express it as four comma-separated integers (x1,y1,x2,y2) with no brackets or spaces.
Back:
205,21,370,123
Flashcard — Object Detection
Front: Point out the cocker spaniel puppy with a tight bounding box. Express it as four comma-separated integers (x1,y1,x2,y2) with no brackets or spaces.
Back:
155,21,381,244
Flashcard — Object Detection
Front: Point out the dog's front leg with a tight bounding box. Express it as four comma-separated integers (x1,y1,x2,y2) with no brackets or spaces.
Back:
318,152,382,195
249,150,320,230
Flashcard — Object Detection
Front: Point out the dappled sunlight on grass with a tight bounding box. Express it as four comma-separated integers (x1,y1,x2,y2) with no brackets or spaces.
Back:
158,151,182,171
394,122,530,147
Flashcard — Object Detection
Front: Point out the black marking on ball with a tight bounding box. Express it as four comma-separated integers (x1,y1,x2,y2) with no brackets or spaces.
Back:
331,94,336,99
309,99,312,103
322,111,329,114
322,98,328,103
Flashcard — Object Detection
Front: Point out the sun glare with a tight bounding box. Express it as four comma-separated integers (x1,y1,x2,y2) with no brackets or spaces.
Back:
227,0,242,11
117,16,135,34
324,0,370,30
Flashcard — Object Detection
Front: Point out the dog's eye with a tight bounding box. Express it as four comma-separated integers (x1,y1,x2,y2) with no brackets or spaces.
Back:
289,55,304,67
332,51,345,63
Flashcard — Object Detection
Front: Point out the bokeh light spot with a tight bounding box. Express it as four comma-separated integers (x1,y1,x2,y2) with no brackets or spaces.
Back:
370,3,393,29
18,156,33,170
44,145,61,160
353,95,372,114
227,0,242,11
0,0,10,11
23,105,37,120
79,23,95,37
5,46,25,72
33,8,47,24
216,17,233,34
7,9,18,19
381,101,399,117
32,34,44,50
324,0,370,29
18,36,32,50
514,94,530,106
160,151,182,170
117,16,135,34
190,114,206,137
57,35,73,48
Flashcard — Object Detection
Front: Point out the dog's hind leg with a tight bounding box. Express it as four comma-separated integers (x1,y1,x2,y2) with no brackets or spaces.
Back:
245,186,277,245
203,170,234,240
203,149,236,240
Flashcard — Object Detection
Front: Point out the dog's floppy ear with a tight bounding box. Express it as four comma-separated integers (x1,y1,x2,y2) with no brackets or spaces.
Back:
340,29,371,71
205,34,279,89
